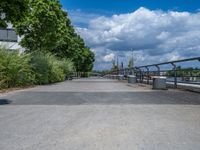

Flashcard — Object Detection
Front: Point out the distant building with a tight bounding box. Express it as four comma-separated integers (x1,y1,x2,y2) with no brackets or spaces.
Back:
0,28,24,52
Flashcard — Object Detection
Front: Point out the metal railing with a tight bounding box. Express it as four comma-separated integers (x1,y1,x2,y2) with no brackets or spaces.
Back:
0,28,18,42
105,57,200,88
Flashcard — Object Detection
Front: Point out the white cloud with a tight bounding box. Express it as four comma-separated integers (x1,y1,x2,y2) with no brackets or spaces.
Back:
75,7,200,70
68,9,101,27
103,53,115,62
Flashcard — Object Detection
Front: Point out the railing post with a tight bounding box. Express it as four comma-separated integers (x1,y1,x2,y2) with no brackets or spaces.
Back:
171,63,177,88
145,66,150,84
135,70,138,82
135,68,141,82
155,65,160,76
138,68,143,83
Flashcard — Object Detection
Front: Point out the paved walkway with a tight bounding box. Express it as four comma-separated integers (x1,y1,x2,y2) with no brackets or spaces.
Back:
0,78,200,150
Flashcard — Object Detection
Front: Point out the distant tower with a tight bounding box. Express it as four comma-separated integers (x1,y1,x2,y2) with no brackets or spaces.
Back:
121,62,123,69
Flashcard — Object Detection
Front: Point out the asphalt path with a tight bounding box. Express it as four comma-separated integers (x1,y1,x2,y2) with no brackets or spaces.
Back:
0,78,200,150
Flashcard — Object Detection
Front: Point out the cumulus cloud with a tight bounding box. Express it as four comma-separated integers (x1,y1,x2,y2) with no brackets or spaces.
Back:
75,7,200,70
103,53,115,62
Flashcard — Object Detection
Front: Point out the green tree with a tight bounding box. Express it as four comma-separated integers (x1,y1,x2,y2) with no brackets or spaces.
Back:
111,59,118,71
78,47,95,72
1,0,95,72
128,57,134,68
0,0,29,28
52,11,95,72
15,0,67,52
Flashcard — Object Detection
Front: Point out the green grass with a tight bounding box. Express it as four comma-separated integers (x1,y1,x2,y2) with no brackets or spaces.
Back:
0,48,74,89
0,48,34,89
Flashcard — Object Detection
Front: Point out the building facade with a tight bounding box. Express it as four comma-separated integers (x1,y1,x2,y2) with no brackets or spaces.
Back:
0,28,23,52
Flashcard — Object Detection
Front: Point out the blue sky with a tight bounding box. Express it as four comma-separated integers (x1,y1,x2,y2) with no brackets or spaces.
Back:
60,0,200,70
61,0,200,28
61,0,199,14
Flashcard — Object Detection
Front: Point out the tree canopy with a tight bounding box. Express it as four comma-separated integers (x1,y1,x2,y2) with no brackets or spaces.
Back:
15,0,69,52
128,57,134,68
0,0,95,72
0,0,29,28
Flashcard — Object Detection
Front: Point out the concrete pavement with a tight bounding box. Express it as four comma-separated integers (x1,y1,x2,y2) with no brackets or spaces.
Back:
0,78,200,150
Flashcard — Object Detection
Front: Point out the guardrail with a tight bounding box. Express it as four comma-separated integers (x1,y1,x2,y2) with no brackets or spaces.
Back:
0,28,18,42
104,57,200,89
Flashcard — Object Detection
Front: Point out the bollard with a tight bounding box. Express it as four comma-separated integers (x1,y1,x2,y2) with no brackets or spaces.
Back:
128,75,136,84
152,76,167,90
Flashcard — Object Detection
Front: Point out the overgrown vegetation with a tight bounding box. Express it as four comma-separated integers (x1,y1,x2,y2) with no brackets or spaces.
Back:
30,52,74,84
0,48,34,89
0,48,74,89
0,0,95,89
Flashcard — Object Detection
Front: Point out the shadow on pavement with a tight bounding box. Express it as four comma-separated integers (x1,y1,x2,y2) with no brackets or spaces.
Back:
0,99,12,105
1,91,200,105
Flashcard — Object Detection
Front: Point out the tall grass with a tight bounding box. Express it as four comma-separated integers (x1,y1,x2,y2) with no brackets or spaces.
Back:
0,48,35,89
30,52,74,84
58,59,74,77
0,48,74,89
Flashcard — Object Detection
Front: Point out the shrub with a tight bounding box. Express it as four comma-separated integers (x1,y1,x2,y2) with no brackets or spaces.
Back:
0,48,74,89
29,52,51,84
58,59,74,77
0,48,35,89
30,52,74,84
47,54,65,83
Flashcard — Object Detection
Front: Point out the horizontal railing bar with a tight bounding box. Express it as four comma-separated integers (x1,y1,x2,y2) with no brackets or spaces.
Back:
137,57,200,68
